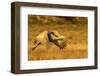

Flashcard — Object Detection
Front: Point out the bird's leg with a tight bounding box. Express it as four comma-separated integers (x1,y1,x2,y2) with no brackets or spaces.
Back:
32,40,41,50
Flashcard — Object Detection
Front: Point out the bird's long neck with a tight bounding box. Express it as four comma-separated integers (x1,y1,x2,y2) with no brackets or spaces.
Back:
48,32,54,42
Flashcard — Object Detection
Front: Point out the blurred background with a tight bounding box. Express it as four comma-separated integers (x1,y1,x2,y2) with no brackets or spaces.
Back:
28,15,88,60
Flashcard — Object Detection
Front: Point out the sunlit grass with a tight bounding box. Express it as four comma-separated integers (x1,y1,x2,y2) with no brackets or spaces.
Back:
28,15,88,60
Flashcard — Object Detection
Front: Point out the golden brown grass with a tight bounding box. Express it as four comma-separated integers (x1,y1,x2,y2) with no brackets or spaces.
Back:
28,15,88,60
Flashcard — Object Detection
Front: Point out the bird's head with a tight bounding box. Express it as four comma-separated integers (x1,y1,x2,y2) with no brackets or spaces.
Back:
48,31,66,49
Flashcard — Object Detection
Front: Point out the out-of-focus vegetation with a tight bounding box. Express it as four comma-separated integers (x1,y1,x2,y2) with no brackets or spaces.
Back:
28,15,87,26
28,15,88,60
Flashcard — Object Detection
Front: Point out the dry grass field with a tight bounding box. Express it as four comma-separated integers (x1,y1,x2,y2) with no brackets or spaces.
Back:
28,15,88,60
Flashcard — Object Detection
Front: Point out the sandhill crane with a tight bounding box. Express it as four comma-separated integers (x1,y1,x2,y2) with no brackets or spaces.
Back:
32,30,66,50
